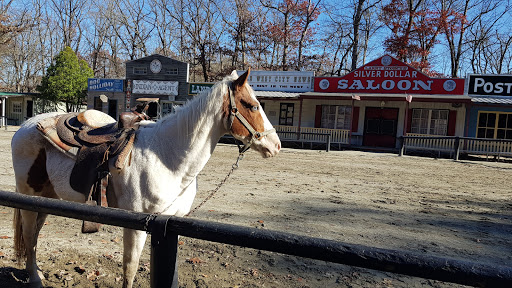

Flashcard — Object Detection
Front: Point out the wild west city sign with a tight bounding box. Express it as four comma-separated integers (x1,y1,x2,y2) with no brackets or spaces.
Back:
314,55,465,95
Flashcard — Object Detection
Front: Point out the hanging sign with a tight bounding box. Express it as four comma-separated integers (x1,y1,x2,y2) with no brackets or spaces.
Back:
132,80,179,95
468,74,512,96
238,70,314,92
88,78,124,92
315,55,464,95
189,83,214,95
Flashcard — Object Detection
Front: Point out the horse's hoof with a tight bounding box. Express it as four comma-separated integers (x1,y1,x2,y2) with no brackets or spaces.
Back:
27,269,45,287
27,280,43,288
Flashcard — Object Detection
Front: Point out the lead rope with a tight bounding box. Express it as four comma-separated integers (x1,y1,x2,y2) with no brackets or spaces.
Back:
143,153,243,232
185,153,244,217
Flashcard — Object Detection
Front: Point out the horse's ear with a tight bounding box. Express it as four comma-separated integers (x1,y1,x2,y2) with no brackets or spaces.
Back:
230,70,238,78
233,68,250,90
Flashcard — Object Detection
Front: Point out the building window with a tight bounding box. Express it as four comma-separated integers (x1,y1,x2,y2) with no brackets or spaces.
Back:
411,109,449,135
321,105,352,130
133,67,147,75
279,103,294,126
166,68,178,75
12,102,22,114
477,112,512,139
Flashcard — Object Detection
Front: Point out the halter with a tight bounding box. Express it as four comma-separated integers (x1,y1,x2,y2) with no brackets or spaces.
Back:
227,83,276,154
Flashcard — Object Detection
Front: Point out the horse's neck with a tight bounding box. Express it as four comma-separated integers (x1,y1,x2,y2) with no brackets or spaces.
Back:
139,90,227,187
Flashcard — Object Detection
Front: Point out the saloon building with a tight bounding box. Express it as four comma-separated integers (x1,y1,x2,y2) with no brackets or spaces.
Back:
258,55,471,150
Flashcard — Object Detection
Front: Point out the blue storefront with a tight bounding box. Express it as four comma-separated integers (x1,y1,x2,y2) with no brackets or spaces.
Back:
466,75,512,140
87,78,125,120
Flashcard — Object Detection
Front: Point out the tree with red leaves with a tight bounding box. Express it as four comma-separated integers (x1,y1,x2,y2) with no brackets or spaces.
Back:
381,0,465,76
261,0,320,70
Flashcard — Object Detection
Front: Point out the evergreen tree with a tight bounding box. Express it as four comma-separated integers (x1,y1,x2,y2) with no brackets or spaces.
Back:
37,47,94,112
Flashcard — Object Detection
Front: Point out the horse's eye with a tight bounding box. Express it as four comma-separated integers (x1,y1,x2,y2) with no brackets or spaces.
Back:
252,106,259,111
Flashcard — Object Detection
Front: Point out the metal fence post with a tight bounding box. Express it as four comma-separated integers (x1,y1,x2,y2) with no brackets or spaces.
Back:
150,216,179,288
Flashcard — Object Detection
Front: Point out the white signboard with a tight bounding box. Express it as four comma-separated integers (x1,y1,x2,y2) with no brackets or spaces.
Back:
237,70,314,92
132,80,179,95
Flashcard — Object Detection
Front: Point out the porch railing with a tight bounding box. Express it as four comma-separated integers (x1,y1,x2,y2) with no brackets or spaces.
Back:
400,134,512,160
403,133,456,152
274,125,350,144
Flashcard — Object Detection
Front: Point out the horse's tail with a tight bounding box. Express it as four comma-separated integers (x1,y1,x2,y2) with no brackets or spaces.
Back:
13,205,26,262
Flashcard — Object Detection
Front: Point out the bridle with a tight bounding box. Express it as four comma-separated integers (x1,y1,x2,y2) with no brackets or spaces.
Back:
227,83,275,154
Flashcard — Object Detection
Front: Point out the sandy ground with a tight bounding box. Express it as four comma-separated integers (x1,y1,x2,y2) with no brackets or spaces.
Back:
0,125,511,288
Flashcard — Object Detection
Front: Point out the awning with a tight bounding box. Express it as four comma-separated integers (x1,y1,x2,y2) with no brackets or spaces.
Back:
254,91,300,99
300,92,471,102
471,97,512,105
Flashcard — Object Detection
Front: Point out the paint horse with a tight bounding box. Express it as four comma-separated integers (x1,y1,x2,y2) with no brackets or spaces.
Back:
11,70,281,288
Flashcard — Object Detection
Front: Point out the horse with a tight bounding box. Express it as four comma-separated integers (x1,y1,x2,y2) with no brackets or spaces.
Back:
11,69,281,288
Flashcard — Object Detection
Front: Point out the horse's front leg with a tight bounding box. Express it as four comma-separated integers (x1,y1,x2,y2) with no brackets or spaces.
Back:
122,228,147,288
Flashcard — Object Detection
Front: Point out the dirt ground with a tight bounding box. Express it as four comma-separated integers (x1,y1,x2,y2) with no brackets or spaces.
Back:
0,126,510,288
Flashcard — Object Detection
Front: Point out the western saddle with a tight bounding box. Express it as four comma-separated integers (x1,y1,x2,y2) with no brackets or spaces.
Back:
37,105,150,232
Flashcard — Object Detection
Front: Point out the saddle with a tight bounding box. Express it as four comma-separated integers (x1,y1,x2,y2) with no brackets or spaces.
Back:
37,109,149,232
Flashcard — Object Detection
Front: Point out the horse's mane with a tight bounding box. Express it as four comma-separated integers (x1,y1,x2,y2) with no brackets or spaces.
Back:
139,73,238,138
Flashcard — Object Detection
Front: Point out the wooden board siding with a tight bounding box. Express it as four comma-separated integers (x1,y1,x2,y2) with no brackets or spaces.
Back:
126,54,189,101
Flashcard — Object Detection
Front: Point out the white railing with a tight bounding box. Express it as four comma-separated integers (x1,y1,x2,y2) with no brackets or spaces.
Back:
463,138,512,156
274,125,350,144
404,133,455,152
400,134,512,159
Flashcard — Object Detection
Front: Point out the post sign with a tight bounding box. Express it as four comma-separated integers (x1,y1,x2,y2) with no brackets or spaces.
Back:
237,70,314,92
314,55,465,95
132,80,179,95
88,78,124,92
189,83,214,95
468,74,512,96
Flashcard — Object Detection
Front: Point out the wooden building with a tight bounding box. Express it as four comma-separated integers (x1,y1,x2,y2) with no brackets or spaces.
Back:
0,92,36,126
126,54,190,118
87,78,125,120
466,74,512,139
257,55,472,150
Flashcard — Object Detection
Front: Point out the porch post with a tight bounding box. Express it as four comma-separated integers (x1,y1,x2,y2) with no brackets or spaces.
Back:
1,97,5,127
298,97,303,140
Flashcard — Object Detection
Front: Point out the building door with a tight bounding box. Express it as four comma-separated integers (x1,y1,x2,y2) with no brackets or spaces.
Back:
108,99,117,120
363,107,399,148
26,100,33,118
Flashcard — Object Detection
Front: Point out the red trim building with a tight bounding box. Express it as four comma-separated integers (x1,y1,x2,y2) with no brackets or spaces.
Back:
258,55,471,149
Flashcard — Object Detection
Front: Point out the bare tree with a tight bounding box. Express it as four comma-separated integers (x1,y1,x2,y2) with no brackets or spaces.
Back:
49,0,89,52
466,3,508,74
295,0,321,70
440,0,505,77
110,0,154,60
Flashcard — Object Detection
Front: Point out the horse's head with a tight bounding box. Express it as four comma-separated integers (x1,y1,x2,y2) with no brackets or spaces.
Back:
223,69,281,158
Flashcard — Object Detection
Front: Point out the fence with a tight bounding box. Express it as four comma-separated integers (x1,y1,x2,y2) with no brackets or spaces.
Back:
399,135,512,160
275,126,350,143
1,191,510,287
274,126,351,151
